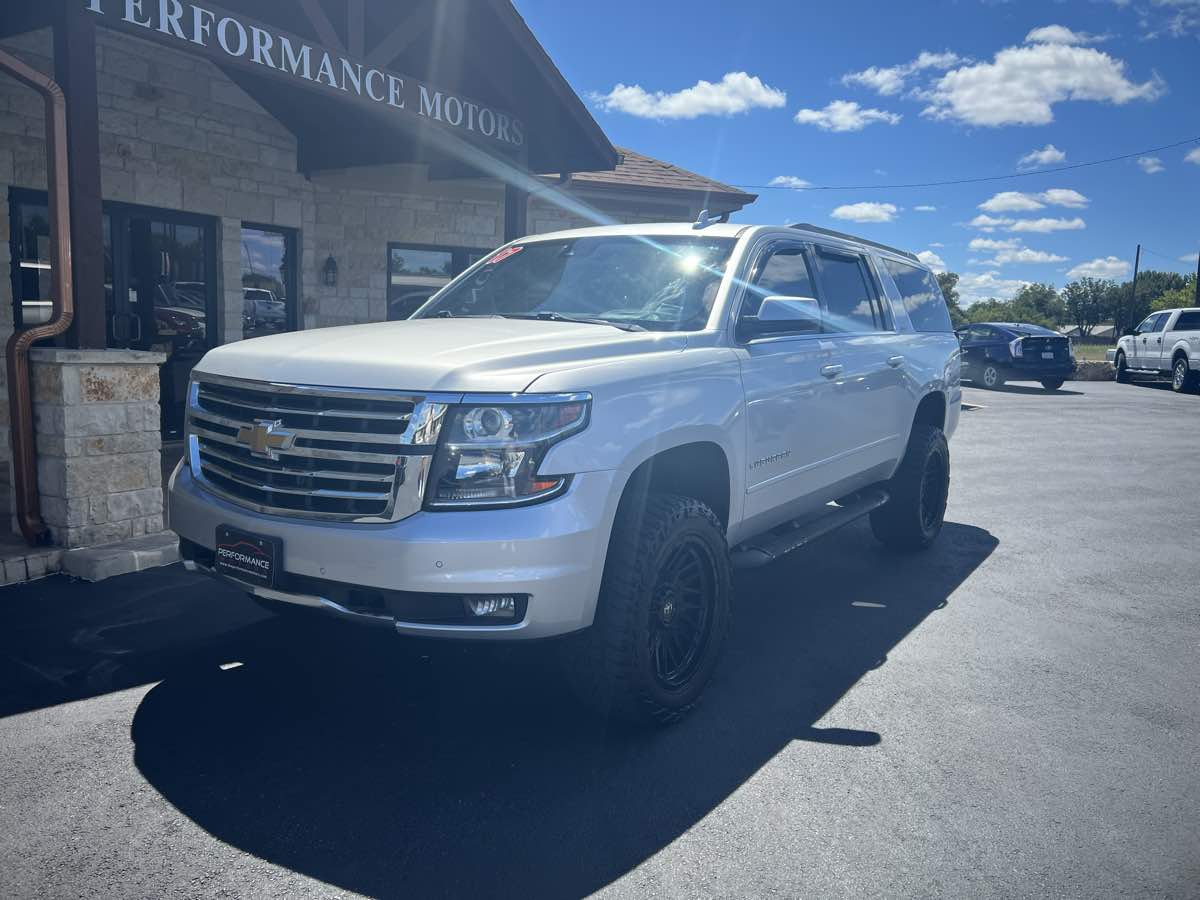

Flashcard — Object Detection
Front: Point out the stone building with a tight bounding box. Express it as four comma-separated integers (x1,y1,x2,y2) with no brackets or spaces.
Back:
0,1,754,580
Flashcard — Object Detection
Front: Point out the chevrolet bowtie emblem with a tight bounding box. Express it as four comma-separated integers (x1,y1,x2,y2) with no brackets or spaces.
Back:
236,419,297,459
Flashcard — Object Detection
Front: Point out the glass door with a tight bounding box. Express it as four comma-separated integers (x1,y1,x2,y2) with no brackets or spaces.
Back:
113,209,216,438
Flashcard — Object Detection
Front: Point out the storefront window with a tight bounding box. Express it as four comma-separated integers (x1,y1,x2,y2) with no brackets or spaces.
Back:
241,225,296,338
387,243,487,320
10,195,54,327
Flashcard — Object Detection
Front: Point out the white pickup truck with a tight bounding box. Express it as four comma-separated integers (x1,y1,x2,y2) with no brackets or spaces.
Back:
169,221,961,723
1115,307,1200,393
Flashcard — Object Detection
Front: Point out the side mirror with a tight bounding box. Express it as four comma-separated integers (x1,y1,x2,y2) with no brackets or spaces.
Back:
741,295,821,338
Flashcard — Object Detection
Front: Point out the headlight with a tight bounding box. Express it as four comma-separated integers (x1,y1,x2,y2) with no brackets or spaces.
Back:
424,394,590,509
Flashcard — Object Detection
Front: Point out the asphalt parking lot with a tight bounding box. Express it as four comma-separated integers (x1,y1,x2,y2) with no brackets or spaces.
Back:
0,378,1197,899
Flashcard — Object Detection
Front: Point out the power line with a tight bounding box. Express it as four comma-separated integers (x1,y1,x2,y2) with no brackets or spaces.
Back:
1139,246,1189,265
734,135,1200,192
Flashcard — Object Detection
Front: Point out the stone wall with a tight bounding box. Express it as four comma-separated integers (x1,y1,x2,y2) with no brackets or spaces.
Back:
30,349,165,548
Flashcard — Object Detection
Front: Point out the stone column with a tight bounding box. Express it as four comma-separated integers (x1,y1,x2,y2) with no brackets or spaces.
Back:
30,348,167,548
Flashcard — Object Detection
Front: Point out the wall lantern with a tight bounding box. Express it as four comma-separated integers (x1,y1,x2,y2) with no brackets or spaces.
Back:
322,255,338,287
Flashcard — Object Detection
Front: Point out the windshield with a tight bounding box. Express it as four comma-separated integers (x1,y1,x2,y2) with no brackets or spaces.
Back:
416,236,737,332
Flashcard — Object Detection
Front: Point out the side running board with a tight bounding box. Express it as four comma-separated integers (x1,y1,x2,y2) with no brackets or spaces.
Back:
730,487,889,570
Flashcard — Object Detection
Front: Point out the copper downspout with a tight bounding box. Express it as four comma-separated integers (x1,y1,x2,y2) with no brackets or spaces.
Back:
1,48,75,545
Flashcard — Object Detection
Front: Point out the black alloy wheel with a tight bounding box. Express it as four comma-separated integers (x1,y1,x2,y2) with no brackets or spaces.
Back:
647,537,718,690
1115,352,1130,384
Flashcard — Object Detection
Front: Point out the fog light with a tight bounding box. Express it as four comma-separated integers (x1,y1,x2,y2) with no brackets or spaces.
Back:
464,594,517,618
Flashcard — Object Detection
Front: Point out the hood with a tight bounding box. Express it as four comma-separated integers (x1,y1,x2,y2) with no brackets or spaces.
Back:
194,317,688,393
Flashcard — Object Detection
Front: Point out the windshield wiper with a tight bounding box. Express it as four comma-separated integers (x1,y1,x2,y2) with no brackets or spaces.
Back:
501,312,645,332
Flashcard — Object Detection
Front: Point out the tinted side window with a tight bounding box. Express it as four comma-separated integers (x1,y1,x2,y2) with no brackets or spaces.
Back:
1152,313,1170,333
882,258,953,332
1136,315,1159,334
815,250,883,332
744,246,814,318
1174,311,1200,331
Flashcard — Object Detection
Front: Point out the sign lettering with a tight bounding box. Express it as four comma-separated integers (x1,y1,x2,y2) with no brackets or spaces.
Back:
84,0,525,150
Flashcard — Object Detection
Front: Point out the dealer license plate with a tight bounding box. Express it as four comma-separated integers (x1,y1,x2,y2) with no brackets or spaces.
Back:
214,525,281,589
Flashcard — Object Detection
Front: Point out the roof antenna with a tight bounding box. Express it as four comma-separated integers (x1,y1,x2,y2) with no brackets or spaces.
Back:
693,209,719,229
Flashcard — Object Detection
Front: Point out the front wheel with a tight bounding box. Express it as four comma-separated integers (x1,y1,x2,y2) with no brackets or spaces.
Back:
1171,358,1195,394
1040,379,1064,391
871,424,950,551
980,363,1003,389
564,493,732,725
1115,352,1130,384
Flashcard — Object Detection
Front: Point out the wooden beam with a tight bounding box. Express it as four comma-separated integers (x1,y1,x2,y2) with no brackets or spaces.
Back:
297,0,345,55
504,183,528,243
53,4,106,349
363,3,439,68
347,0,364,58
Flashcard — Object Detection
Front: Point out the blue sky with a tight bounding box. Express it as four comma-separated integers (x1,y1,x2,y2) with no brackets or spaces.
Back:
515,0,1200,304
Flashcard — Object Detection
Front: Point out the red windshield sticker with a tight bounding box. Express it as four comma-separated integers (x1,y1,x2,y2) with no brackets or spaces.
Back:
489,246,524,264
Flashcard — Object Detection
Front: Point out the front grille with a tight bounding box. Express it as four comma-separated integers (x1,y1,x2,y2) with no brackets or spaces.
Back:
187,376,447,522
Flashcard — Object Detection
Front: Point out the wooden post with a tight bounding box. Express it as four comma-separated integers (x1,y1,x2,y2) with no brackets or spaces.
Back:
504,182,528,243
53,2,107,349
1127,244,1141,335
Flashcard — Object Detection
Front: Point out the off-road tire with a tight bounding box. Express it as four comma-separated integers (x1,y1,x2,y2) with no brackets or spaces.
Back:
1040,379,1064,391
563,493,732,726
1171,357,1195,394
870,424,949,551
980,363,1003,390
1115,352,1130,384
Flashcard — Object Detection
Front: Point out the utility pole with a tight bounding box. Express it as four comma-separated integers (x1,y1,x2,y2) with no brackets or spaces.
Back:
1127,244,1141,335
1194,248,1199,307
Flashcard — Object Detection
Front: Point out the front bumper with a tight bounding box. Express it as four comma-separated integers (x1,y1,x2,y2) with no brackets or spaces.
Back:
168,462,620,640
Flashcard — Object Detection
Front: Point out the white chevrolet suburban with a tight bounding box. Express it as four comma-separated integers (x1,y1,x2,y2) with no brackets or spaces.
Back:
169,221,961,723
1115,307,1200,393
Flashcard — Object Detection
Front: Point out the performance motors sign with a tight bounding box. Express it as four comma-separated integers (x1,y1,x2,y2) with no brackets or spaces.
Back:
83,0,526,151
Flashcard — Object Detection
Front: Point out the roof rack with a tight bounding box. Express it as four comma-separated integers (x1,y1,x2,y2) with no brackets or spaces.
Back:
693,208,730,229
788,223,919,263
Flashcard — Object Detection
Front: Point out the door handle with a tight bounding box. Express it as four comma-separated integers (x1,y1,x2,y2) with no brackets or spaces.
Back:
1155,337,1162,344
820,364,843,378
887,355,904,367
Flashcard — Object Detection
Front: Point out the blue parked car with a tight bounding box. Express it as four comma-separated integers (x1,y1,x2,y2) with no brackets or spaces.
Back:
956,322,1076,391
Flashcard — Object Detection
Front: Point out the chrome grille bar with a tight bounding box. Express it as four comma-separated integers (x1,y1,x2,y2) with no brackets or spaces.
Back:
186,373,455,523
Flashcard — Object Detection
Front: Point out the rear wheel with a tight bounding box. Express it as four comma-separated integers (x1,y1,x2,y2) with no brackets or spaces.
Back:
1115,352,1130,384
980,363,1003,389
870,424,949,551
1171,357,1195,393
564,493,732,725
1040,379,1064,391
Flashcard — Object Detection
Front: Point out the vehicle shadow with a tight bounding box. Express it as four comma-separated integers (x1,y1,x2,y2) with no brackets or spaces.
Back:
130,520,997,898
982,383,1085,396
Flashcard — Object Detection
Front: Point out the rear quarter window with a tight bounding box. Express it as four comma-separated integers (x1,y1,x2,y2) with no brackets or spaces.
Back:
1173,311,1200,331
881,258,953,333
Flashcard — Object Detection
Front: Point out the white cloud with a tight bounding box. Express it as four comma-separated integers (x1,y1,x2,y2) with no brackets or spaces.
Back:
1025,25,1107,45
970,214,1015,232
969,237,1021,251
979,191,1046,213
793,100,901,132
989,247,1069,265
922,43,1164,126
1075,256,1128,278
914,204,937,212
1137,156,1165,174
1018,143,1067,169
1009,216,1087,233
831,202,899,223
917,250,947,272
979,188,1090,212
1134,0,1200,39
842,50,964,96
1066,257,1131,279
929,241,945,248
958,270,1031,305
1180,252,1200,265
1039,188,1089,208
1187,147,1200,165
591,72,786,119
769,176,812,189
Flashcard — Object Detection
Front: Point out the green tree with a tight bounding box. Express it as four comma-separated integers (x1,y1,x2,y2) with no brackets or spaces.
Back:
1011,282,1065,326
1111,270,1189,335
1061,277,1115,339
936,272,967,328
1151,276,1197,312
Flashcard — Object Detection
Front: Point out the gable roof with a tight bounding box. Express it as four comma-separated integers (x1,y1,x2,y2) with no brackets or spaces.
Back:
566,147,757,206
